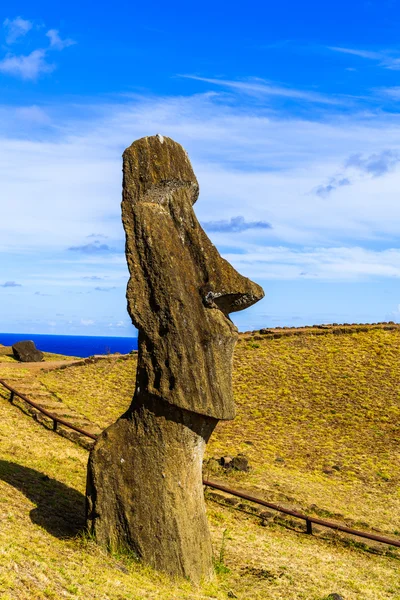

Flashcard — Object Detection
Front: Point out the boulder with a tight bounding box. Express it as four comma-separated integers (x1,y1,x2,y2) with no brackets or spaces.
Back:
219,454,250,471
12,340,43,363
86,135,264,582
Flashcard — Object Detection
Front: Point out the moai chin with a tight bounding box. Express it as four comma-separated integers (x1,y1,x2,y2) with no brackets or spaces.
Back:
86,135,264,582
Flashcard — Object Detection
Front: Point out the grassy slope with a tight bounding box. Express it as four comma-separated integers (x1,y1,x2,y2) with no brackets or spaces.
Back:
0,385,399,599
39,328,400,532
1,327,399,598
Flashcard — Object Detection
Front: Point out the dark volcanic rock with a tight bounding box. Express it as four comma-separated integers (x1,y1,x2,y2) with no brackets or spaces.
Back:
86,135,264,582
231,454,250,472
12,340,43,363
220,455,233,468
220,454,250,471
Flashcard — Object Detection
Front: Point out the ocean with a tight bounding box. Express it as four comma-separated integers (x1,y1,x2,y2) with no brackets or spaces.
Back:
0,333,138,358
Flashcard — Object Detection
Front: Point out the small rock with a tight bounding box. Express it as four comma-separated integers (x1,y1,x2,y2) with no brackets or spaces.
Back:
220,456,233,468
206,492,223,502
326,594,344,600
231,454,249,472
259,510,275,520
224,496,240,506
275,456,285,464
331,464,341,471
311,525,323,534
12,340,44,363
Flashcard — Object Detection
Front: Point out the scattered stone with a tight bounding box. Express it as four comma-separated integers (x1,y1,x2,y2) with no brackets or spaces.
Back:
275,456,285,464
86,135,264,583
219,454,250,471
231,454,249,472
259,510,275,520
220,456,233,468
238,502,259,514
331,464,341,471
12,340,43,363
206,492,224,503
326,594,344,600
224,496,240,506
311,525,323,534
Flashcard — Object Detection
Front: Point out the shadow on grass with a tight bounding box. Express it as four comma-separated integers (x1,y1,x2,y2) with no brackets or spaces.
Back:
0,459,86,538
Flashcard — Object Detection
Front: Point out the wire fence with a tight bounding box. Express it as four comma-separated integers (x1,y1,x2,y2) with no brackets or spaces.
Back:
1,377,399,550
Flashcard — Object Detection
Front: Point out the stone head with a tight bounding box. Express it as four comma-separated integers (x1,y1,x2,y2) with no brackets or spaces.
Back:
122,135,264,419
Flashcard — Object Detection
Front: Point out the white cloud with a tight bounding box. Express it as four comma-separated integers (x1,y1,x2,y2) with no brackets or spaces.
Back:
15,105,51,124
0,21,75,81
329,46,382,61
182,75,344,105
0,49,53,80
46,29,75,50
3,17,33,44
81,319,95,326
1,92,400,284
223,245,400,281
379,87,400,100
329,46,400,70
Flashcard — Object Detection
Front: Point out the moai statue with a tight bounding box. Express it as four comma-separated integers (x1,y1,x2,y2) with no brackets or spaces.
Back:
86,135,264,582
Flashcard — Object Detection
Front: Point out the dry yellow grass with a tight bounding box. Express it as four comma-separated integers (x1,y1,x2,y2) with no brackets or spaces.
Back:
38,328,400,532
0,384,399,599
1,326,399,597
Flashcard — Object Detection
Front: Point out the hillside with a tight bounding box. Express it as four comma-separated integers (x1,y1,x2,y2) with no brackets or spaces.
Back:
37,323,400,532
0,323,399,598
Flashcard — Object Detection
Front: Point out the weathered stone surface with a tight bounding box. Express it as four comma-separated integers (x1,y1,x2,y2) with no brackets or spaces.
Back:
86,135,264,582
219,454,249,471
121,134,264,420
12,340,43,363
220,455,233,468
231,454,250,472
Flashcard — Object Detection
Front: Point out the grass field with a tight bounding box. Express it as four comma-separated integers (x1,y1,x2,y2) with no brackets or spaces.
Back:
38,326,400,532
0,325,399,598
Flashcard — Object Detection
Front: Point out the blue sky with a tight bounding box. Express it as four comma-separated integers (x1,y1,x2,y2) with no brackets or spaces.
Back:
1,0,400,336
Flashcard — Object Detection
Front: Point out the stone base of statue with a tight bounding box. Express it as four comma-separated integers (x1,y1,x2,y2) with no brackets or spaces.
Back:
86,394,217,582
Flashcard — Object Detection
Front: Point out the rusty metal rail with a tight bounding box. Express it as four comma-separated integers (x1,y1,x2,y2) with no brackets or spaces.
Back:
1,377,399,550
0,378,97,440
203,480,400,548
